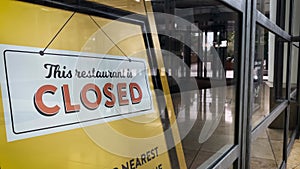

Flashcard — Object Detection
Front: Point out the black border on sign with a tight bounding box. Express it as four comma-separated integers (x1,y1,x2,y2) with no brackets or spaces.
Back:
3,50,153,134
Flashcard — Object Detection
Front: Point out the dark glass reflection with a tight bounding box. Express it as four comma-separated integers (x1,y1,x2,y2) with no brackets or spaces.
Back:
252,25,291,129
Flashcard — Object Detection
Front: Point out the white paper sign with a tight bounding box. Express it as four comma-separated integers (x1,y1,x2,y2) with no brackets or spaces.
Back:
0,45,153,142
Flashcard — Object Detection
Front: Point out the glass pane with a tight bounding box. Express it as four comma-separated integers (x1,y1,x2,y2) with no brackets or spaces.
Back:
257,0,292,32
291,45,299,96
290,0,300,145
289,104,297,145
293,0,300,37
252,25,287,129
284,0,292,32
0,1,175,169
152,0,240,168
257,0,276,22
289,45,299,136
251,122,284,169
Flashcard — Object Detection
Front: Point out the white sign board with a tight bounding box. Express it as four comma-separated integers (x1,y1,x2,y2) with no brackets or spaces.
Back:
0,45,153,142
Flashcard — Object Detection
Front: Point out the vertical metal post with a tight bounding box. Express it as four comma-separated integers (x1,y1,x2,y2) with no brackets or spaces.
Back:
213,31,218,78
198,23,203,78
239,0,256,168
296,18,300,139
204,30,208,78
298,18,300,139
283,0,293,167
184,25,192,77
274,0,286,99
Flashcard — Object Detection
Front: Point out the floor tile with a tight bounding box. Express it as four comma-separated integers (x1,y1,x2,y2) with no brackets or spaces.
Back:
251,138,275,160
251,157,277,169
287,140,300,169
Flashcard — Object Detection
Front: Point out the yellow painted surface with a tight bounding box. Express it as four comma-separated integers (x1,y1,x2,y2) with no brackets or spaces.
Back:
0,0,175,169
87,0,146,15
143,2,187,168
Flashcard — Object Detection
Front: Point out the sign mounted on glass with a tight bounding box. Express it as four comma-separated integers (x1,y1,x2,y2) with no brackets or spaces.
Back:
0,44,153,142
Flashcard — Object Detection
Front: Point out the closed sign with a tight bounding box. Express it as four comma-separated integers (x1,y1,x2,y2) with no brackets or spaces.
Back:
0,45,153,142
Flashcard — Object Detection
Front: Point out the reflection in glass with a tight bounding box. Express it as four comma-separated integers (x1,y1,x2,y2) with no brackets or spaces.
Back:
178,88,235,169
257,0,293,32
289,46,299,142
152,0,239,168
289,0,300,143
257,0,277,25
291,46,299,93
257,0,271,17
251,123,284,168
252,26,285,129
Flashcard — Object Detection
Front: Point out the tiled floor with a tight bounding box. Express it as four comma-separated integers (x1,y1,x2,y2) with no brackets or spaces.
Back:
172,87,236,169
287,139,300,169
250,82,300,169
170,84,299,169
250,82,281,168
250,128,284,169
